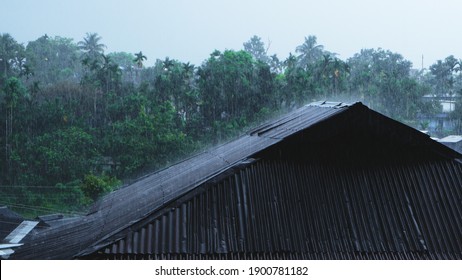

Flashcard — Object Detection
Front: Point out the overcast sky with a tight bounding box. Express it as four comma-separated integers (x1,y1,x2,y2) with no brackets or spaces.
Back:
1,0,461,69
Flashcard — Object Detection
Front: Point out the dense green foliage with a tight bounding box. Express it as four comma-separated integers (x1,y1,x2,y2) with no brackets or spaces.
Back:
80,173,120,201
1,33,461,216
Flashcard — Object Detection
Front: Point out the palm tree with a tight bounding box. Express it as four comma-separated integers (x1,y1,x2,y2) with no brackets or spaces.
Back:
270,54,282,73
133,51,147,68
163,57,174,71
182,62,194,76
284,53,297,69
78,33,106,59
295,35,324,67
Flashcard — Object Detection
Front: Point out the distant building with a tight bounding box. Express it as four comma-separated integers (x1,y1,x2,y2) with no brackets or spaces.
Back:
421,93,458,135
7,101,462,260
422,93,457,113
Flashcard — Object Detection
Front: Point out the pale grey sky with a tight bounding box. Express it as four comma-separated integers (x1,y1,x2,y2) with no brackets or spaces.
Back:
1,0,461,68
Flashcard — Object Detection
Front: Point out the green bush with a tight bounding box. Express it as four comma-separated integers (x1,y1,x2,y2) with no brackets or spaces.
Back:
79,174,121,201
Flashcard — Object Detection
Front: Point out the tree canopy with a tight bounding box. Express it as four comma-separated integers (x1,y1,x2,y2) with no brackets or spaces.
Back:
1,32,461,216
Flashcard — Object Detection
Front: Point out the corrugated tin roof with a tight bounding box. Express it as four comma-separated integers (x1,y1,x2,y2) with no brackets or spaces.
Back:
85,159,462,260
10,101,462,259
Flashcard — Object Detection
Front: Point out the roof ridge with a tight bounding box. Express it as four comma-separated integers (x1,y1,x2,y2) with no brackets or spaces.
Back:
306,100,357,108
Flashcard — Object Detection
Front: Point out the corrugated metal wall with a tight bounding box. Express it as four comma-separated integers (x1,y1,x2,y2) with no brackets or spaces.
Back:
89,159,462,260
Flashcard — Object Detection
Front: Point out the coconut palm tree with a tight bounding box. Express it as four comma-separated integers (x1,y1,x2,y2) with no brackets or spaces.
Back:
182,62,194,77
78,33,106,60
295,35,324,67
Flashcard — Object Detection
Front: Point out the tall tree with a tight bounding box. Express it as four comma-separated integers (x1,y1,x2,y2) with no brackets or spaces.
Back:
78,32,106,61
99,54,121,93
198,49,278,141
269,54,283,74
1,77,27,184
429,55,460,96
243,35,269,63
0,34,26,85
295,35,324,68
25,35,81,85
134,51,147,68
281,53,314,107
313,54,350,96
347,48,427,120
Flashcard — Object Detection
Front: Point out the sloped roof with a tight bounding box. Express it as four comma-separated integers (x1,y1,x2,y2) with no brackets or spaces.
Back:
11,101,462,259
87,159,462,260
